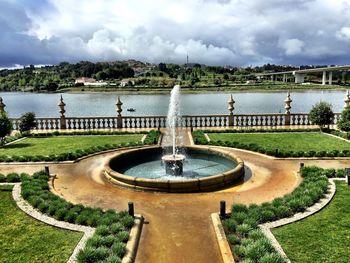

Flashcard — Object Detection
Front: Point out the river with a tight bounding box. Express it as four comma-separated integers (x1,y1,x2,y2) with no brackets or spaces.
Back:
0,90,347,117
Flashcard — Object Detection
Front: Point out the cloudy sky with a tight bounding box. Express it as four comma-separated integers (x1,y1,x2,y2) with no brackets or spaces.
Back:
1,0,350,68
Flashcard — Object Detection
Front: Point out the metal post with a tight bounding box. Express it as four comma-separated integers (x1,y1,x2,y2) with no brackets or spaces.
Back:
220,200,226,218
300,162,304,170
45,166,50,175
128,202,134,217
345,168,350,185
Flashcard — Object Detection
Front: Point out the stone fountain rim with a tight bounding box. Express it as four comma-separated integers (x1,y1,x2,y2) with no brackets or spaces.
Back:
103,145,245,193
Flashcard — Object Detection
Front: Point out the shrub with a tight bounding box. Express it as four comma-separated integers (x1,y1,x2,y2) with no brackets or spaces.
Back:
236,224,252,238
64,210,79,223
111,242,127,258
0,174,5,182
309,101,334,130
54,208,68,221
95,225,110,236
104,255,122,263
288,198,306,213
243,240,269,261
227,234,240,245
6,173,20,182
110,223,124,234
223,218,237,232
0,112,12,145
37,201,49,213
116,230,129,242
232,212,249,224
232,204,248,213
260,252,286,263
77,247,109,263
102,235,116,248
337,106,350,131
120,215,134,228
86,235,104,248
248,229,265,241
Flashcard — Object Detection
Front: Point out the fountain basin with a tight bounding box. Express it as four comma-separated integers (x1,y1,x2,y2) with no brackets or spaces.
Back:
104,145,244,192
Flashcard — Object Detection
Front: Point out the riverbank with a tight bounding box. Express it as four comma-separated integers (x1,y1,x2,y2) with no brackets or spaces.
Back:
60,83,348,95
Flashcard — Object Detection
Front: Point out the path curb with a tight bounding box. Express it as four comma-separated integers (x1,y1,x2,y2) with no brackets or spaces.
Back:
122,214,144,263
211,213,235,263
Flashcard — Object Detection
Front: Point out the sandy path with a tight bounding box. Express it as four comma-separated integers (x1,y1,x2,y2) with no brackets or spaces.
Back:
1,149,349,263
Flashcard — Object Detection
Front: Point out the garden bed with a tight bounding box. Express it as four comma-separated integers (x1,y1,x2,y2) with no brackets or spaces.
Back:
193,130,350,158
222,166,344,262
0,130,160,162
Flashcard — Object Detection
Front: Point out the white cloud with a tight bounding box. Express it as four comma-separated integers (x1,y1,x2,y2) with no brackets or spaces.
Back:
279,38,305,56
336,27,350,41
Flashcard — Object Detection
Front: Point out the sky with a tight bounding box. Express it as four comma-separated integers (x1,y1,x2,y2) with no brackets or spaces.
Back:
1,0,350,68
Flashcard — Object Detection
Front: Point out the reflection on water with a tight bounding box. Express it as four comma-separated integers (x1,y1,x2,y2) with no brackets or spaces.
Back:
0,90,346,117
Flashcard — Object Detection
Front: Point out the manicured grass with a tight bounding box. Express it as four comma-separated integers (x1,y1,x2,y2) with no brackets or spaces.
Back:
208,132,350,152
272,181,350,263
0,185,82,263
0,135,142,156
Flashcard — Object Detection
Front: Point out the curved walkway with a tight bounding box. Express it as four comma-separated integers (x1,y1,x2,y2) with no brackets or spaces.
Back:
1,148,350,263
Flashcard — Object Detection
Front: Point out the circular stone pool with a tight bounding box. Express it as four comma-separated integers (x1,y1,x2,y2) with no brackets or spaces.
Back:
104,146,244,192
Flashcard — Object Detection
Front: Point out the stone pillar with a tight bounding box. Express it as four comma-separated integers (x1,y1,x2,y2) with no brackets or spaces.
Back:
322,71,327,85
294,73,305,84
58,95,66,129
328,71,333,85
116,96,123,129
284,92,292,125
344,90,350,109
283,74,286,83
228,94,235,127
0,97,6,113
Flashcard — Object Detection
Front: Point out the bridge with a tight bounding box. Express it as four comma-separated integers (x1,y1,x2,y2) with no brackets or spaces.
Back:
255,65,350,85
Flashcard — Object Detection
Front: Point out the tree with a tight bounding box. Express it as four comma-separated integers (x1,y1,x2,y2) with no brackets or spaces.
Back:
309,101,334,130
0,112,12,145
337,106,350,131
19,112,37,134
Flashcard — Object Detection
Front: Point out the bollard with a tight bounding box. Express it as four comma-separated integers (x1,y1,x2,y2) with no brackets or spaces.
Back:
300,162,304,170
128,202,134,217
275,149,279,157
345,168,350,185
220,200,226,219
45,166,50,175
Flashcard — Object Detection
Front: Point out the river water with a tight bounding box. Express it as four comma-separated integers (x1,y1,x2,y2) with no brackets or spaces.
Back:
0,90,347,117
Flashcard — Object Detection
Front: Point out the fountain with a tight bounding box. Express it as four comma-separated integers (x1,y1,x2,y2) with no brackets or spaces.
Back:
161,85,186,176
104,85,245,192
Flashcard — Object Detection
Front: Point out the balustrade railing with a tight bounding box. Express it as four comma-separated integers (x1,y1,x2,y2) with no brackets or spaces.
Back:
9,112,342,130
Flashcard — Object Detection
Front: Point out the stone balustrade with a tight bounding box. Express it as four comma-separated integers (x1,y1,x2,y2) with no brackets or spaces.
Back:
7,112,341,130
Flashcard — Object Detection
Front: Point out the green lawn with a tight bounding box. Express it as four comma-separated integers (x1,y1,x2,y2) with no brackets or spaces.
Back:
208,132,350,152
272,182,350,263
0,185,82,263
0,135,142,156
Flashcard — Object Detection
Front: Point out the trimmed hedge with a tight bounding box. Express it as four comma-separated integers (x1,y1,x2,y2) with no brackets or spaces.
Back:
201,128,320,134
0,172,26,183
18,170,133,263
192,130,350,158
0,130,160,163
223,166,339,262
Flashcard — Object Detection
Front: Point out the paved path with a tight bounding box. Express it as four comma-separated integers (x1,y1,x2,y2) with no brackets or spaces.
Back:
1,149,349,263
